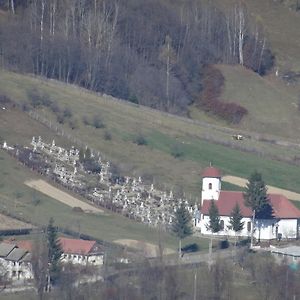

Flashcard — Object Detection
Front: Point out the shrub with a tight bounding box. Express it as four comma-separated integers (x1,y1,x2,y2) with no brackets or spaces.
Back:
93,115,105,129
134,134,147,145
69,118,79,130
104,131,112,140
63,107,73,118
50,101,60,113
56,114,65,124
82,115,90,126
170,143,184,158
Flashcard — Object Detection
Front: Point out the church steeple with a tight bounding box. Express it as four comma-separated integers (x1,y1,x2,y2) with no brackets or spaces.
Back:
201,166,221,205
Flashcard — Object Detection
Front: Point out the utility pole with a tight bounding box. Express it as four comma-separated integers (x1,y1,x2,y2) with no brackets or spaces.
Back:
250,210,255,248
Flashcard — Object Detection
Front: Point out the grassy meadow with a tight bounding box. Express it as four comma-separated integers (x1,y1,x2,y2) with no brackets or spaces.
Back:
0,70,300,197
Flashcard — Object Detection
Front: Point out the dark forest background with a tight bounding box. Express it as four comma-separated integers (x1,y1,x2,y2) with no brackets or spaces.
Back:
0,0,274,120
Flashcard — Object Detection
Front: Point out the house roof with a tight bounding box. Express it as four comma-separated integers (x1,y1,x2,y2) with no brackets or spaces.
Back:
0,243,16,257
3,240,33,252
5,248,27,262
201,191,300,219
58,237,97,255
202,167,221,178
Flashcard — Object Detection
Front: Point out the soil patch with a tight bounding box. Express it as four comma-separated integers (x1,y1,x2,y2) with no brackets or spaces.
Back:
24,179,104,214
223,175,300,201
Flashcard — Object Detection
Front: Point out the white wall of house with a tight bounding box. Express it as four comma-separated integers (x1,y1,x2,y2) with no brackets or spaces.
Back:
197,215,299,240
201,177,221,204
0,258,33,281
61,253,103,266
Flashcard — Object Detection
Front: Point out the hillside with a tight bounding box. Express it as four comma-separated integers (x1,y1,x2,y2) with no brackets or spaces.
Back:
1,70,300,198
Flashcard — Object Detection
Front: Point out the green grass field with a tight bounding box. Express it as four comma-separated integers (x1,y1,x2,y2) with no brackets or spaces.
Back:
0,69,300,197
0,149,205,250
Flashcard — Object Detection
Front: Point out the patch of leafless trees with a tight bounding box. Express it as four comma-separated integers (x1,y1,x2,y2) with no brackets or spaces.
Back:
0,0,274,118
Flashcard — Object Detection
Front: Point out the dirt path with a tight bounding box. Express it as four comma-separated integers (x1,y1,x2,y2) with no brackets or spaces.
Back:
222,175,300,201
24,179,104,214
114,239,175,257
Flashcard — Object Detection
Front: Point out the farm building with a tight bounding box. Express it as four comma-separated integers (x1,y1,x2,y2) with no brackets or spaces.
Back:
59,237,104,266
0,242,33,282
196,167,300,240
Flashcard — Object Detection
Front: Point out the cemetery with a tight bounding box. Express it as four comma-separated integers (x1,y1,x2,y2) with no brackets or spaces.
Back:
2,138,199,232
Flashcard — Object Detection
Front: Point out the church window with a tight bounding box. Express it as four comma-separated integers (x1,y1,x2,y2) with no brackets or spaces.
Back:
247,221,251,232
220,220,224,230
208,183,212,190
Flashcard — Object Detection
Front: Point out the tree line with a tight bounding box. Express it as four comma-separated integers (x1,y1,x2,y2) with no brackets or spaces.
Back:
0,0,274,119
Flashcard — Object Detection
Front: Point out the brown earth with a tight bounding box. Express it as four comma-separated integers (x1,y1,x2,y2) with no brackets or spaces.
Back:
222,175,300,201
24,179,104,214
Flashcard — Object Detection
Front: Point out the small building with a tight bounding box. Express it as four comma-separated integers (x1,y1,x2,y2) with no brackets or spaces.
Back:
0,242,33,282
197,167,300,240
59,237,104,266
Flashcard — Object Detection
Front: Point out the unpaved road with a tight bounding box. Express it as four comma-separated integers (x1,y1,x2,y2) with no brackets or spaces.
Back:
114,239,175,257
223,175,300,201
25,179,104,213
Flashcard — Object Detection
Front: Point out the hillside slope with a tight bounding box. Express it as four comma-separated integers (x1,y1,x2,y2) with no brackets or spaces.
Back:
1,70,300,196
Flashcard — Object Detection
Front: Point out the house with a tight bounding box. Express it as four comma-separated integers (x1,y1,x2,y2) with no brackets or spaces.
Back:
59,237,104,266
196,166,300,240
0,242,33,281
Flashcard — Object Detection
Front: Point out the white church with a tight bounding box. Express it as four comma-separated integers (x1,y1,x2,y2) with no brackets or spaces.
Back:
196,167,300,240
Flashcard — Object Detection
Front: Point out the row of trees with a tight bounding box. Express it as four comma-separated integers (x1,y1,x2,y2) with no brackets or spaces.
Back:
207,171,273,247
0,0,274,117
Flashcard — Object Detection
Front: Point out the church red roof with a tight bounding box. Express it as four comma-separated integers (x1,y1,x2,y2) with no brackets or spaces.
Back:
202,167,221,178
58,237,97,255
201,191,300,219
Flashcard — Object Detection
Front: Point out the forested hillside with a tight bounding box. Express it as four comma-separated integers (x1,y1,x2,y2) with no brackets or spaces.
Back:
0,0,273,119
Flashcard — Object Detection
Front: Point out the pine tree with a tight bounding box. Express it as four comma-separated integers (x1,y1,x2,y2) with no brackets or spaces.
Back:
206,200,221,268
206,200,221,234
228,203,244,253
244,172,273,245
172,203,193,258
47,217,63,285
228,203,244,233
244,171,273,219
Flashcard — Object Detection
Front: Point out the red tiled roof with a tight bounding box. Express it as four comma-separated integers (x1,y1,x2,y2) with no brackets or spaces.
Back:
201,191,300,219
202,167,221,178
270,194,300,218
16,240,33,252
202,191,252,217
58,237,96,255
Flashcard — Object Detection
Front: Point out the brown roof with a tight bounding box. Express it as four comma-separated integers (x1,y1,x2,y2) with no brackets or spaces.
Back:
3,240,33,252
201,191,300,219
202,167,221,178
58,237,97,255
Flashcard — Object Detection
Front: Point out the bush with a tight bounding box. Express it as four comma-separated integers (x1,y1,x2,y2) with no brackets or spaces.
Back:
219,239,229,249
82,115,90,126
104,131,112,140
170,143,184,158
93,115,105,129
56,114,65,124
63,107,73,118
50,101,60,113
182,243,199,253
69,119,79,130
133,134,147,145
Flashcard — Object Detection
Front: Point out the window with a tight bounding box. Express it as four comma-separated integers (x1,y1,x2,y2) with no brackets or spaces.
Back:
247,221,251,232
208,183,212,190
220,220,224,230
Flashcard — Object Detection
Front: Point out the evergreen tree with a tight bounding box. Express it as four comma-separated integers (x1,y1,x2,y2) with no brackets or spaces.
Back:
244,172,273,245
206,200,221,233
243,172,273,219
228,203,244,253
172,203,193,258
47,217,63,285
228,203,244,233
